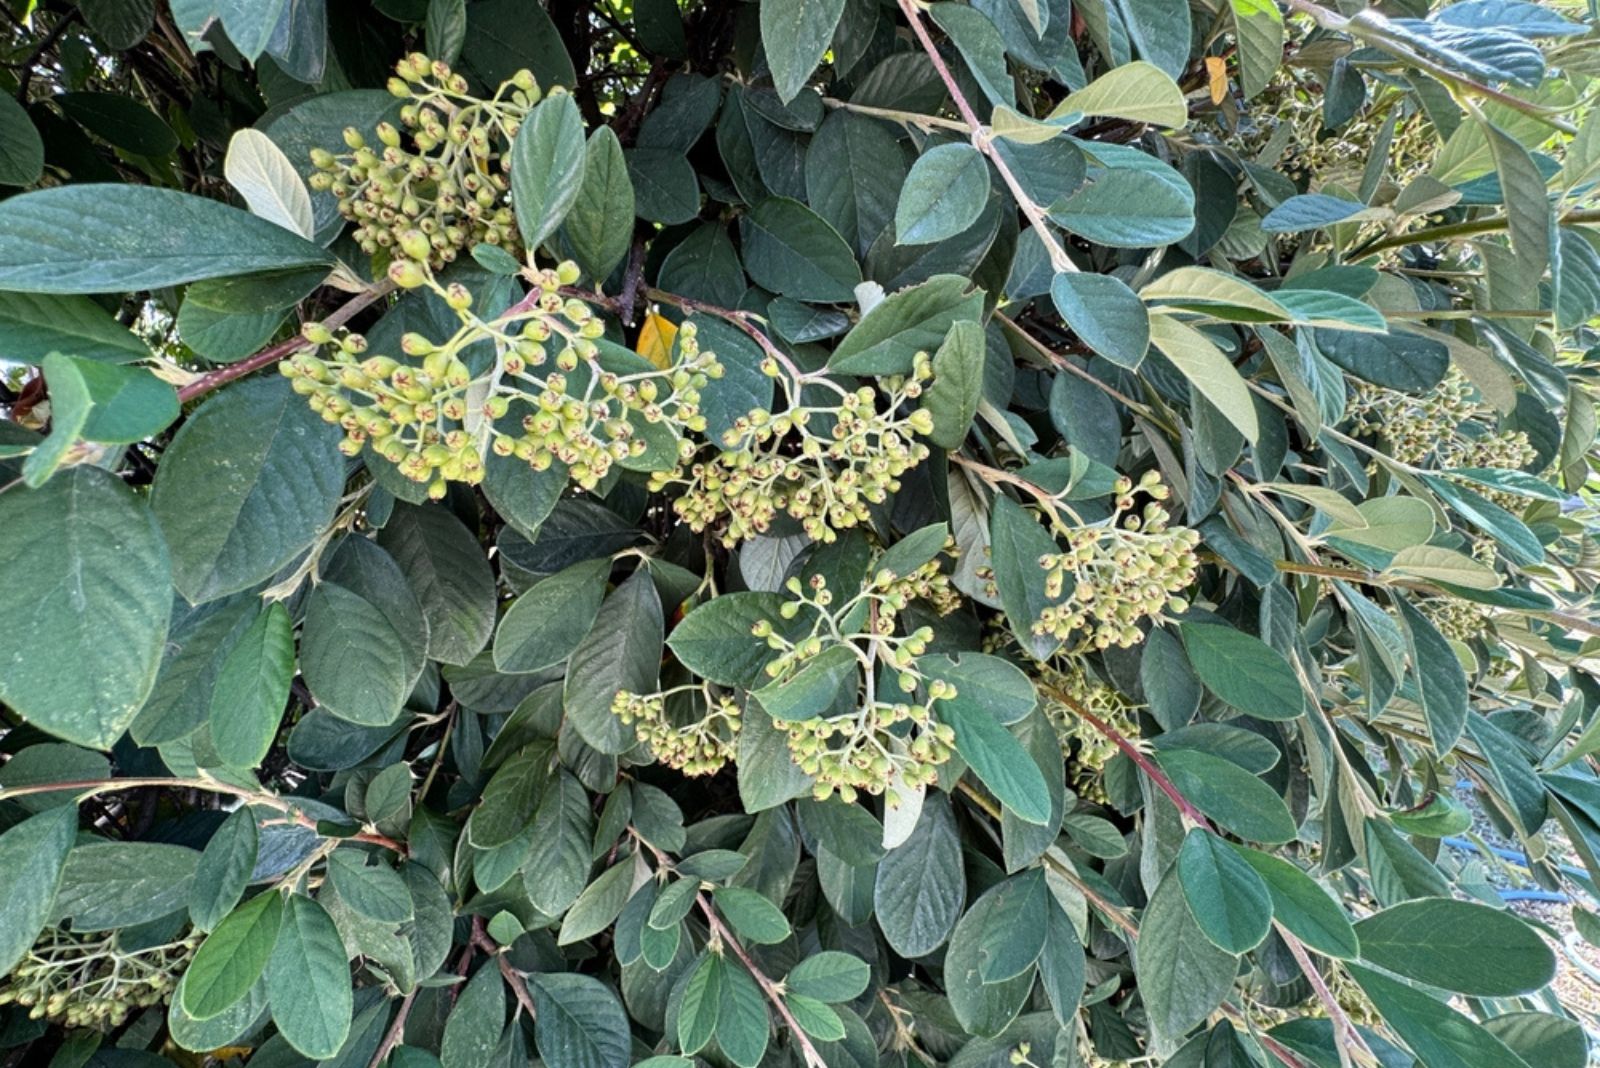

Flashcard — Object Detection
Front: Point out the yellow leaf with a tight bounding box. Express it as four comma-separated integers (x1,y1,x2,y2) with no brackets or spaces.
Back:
635,312,677,369
1205,57,1228,105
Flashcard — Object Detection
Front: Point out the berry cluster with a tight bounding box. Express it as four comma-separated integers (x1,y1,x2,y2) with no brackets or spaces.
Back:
284,261,721,498
309,54,537,265
754,557,962,803
656,352,935,546
614,689,742,776
1031,472,1201,651
614,538,963,801
1038,657,1140,803
1346,369,1538,477
0,927,200,1029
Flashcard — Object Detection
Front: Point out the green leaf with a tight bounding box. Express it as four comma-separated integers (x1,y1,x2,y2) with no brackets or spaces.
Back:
786,951,871,1002
22,353,91,487
562,128,635,280
920,651,1038,725
0,91,43,186
0,466,172,749
896,143,991,246
827,274,983,375
1229,0,1284,98
377,502,496,666
1137,865,1238,1051
441,963,507,1068
928,4,1012,107
209,602,293,768
327,851,413,924
760,0,847,103
668,592,792,689
558,857,637,944
784,994,846,1041
874,792,965,957
1156,749,1297,843
426,0,468,64
1395,598,1469,754
1353,898,1556,997
528,972,631,1068
975,869,1049,982
524,770,594,916
1347,964,1535,1068
0,292,149,364
0,185,332,293
57,91,177,156
183,891,285,1022
53,841,199,930
1050,272,1150,369
713,886,792,945
1261,193,1384,233
0,807,77,977
716,958,771,1068
1176,830,1273,953
739,197,862,302
1052,166,1194,248
495,557,612,673
266,894,352,1059
300,583,411,727
945,879,1038,1038
755,645,858,721
677,952,724,1054
921,318,985,448
190,807,259,933
1226,843,1358,959
1148,313,1260,443
1483,119,1551,283
1178,622,1303,721
467,743,551,849
1483,1013,1589,1068
512,92,587,251
1053,61,1186,126
54,354,179,445
0,744,109,812
151,377,343,604
564,570,664,754
923,653,1050,825
987,495,1064,661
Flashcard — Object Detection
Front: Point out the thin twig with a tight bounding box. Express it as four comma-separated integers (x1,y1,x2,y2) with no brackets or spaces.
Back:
0,776,407,854
176,282,393,404
365,988,418,1068
894,0,1081,273
470,917,540,1023
696,896,828,1068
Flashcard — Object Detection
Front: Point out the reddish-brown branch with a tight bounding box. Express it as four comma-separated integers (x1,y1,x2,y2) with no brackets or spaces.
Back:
471,916,540,1023
176,282,393,404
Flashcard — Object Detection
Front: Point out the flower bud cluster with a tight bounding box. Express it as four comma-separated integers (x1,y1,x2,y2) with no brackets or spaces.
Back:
656,352,935,546
308,54,540,265
757,558,960,804
1414,539,1495,643
614,689,742,775
1031,472,1201,651
1346,370,1539,487
613,538,963,800
284,262,721,498
0,927,200,1030
1039,657,1140,803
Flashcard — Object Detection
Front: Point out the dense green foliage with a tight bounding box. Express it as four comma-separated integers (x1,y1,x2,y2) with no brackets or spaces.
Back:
1,1,1599,1067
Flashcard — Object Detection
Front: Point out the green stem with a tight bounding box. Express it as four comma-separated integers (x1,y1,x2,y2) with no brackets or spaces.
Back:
1354,208,1600,259
0,776,407,854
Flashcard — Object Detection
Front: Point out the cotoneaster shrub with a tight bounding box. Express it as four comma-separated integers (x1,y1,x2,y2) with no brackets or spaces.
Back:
0,1,1598,1067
